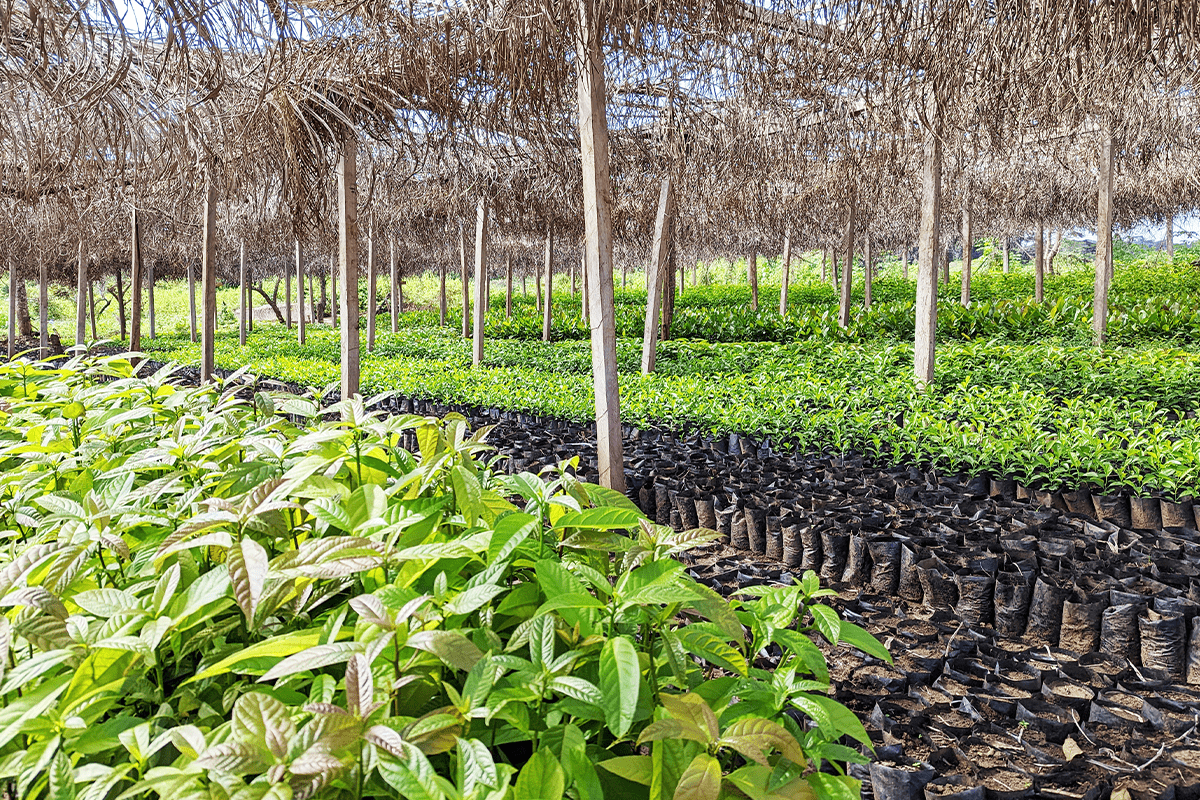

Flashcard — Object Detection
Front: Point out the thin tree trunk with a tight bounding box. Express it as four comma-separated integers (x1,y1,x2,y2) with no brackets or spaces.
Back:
960,208,972,307
200,177,218,382
472,197,489,365
821,250,828,283
902,248,910,280
1002,239,1010,274
338,137,360,398
642,177,673,374
576,0,625,492
914,117,942,387
1167,216,1175,261
1047,229,1065,275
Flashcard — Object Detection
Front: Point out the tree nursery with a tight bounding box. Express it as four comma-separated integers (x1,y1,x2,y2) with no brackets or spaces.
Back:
4,2,1200,799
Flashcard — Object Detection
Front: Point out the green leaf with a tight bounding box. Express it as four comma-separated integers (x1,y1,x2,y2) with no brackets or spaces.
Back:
659,693,719,742
457,737,499,794
600,636,641,738
514,748,565,800
48,749,75,800
553,507,642,531
407,630,483,671
227,537,268,625
673,753,720,800
792,693,871,747
637,719,710,746
808,605,841,645
580,483,644,514
807,774,861,800
597,755,653,786
677,629,748,677
450,464,483,527
836,620,892,664
187,629,329,683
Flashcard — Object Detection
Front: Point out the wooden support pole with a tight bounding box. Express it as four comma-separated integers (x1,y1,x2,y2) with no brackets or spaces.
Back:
240,241,248,346
505,254,513,318
75,240,87,347
534,256,542,312
1167,216,1175,261
367,221,377,352
522,271,527,298
338,137,360,399
1035,224,1045,303
200,177,218,382
779,232,791,315
914,119,942,387
472,197,489,365
641,177,674,375
577,0,625,492
542,224,553,342
821,250,827,283
130,207,143,352
902,247,910,280
621,260,627,289
864,237,873,310
297,240,306,345
960,208,972,307
390,239,399,334
460,224,470,339
1002,239,1010,274
747,249,758,311
839,199,856,329
1093,132,1114,345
